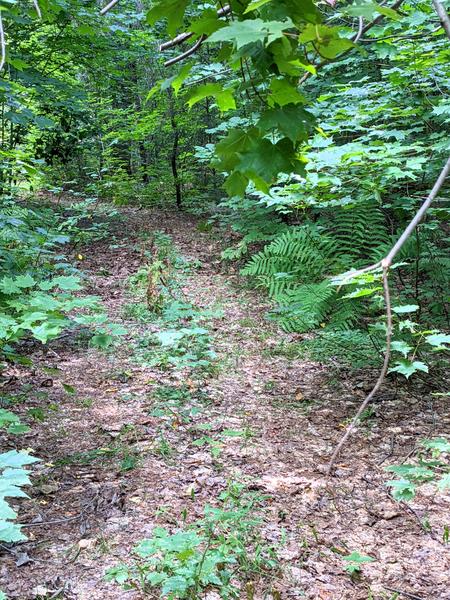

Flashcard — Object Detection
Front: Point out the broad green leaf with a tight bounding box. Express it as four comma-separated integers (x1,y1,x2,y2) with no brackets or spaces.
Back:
14,274,35,289
156,329,185,347
52,276,82,291
390,340,412,357
422,438,450,453
162,575,189,595
389,360,428,379
0,277,20,294
437,474,450,491
190,9,225,36
244,0,273,13
258,104,315,142
0,498,17,520
268,78,307,107
425,333,450,349
30,323,62,343
386,478,416,501
343,552,375,564
299,25,354,59
0,520,26,543
161,63,193,96
208,18,294,49
0,451,39,469
90,333,114,349
393,304,419,314
343,286,382,299
187,83,236,112
146,0,190,36
346,1,400,20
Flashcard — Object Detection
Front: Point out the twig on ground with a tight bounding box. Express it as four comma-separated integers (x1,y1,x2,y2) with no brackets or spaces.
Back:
21,496,97,528
384,586,425,600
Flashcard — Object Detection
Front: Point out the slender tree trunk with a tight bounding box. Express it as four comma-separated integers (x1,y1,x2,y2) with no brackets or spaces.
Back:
168,92,182,209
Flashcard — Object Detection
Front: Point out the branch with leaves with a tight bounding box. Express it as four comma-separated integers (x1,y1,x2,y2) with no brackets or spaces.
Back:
327,155,450,475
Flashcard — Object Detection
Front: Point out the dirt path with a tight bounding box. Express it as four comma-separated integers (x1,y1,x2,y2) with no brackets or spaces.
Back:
1,206,449,600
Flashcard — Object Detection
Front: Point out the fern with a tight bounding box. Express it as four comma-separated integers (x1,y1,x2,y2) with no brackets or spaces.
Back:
241,227,338,297
272,281,335,332
318,201,390,267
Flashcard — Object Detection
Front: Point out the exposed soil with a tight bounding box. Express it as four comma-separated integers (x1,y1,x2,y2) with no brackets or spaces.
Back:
1,205,449,600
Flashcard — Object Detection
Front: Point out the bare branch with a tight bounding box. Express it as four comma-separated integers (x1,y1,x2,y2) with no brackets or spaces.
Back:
384,156,450,267
0,11,5,73
353,16,364,43
160,32,194,51
432,0,450,40
327,155,450,475
100,0,120,16
327,264,392,476
300,0,407,85
32,0,42,19
164,35,206,67
160,5,231,51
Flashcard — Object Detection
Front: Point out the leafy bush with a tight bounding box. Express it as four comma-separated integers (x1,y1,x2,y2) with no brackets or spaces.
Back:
386,437,450,502
106,484,278,598
0,450,39,543
0,198,125,360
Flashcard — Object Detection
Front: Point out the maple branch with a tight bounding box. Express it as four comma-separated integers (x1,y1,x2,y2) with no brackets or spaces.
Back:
300,0,407,85
326,155,450,475
432,0,450,39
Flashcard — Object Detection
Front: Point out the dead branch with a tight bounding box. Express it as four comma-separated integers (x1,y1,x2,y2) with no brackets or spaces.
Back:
299,0,407,85
0,11,4,72
353,17,364,43
327,155,450,475
327,264,392,476
100,0,120,16
164,35,206,68
159,5,231,51
160,31,195,51
432,0,450,39
32,0,42,19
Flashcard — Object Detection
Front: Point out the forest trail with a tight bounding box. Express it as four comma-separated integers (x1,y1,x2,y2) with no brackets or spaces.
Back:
1,204,448,600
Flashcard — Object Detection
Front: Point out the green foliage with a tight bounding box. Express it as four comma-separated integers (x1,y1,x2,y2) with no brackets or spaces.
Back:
106,483,278,598
0,450,39,543
268,330,381,369
342,551,375,576
385,437,450,502
0,198,125,359
241,226,369,332
135,326,217,373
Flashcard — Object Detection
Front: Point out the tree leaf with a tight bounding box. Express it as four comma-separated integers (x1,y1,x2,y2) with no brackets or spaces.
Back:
389,359,428,379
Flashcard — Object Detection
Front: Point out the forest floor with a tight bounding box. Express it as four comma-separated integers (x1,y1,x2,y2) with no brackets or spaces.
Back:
1,203,449,600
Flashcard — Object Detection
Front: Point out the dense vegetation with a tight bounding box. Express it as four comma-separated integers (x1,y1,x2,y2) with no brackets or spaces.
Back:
0,0,449,598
